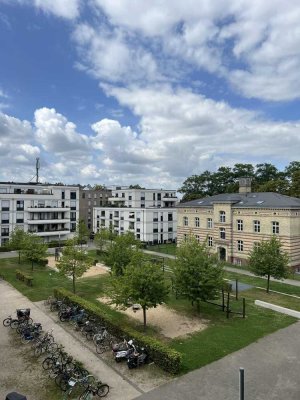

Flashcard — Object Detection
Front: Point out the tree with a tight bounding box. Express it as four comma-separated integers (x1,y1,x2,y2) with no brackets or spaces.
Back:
23,234,48,271
173,236,224,312
94,228,111,253
75,220,89,247
93,184,106,190
289,170,300,197
8,228,29,264
248,236,290,293
106,232,140,276
56,238,92,293
110,258,169,331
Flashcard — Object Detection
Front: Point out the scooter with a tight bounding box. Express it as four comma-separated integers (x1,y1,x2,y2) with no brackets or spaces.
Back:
127,347,149,369
114,340,135,363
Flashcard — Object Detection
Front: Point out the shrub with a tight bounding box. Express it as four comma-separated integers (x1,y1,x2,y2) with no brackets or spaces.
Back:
16,269,33,286
38,259,48,267
53,287,182,374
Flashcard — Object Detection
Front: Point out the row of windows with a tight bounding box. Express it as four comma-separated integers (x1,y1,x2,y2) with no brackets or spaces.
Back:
183,216,280,234
184,234,261,253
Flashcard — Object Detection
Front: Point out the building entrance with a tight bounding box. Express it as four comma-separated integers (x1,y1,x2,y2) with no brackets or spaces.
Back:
219,247,226,261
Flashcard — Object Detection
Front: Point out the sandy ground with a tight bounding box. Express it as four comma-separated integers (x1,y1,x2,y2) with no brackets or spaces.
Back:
47,256,208,338
47,256,110,278
98,296,208,339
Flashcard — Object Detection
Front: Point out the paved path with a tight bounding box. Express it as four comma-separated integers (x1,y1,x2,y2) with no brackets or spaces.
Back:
0,280,141,400
137,320,300,400
143,250,300,287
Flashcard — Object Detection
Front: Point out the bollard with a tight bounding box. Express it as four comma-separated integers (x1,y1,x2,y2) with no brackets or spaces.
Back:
239,368,245,400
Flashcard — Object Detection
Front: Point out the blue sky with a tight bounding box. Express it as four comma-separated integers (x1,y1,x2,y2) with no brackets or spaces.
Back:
0,0,300,188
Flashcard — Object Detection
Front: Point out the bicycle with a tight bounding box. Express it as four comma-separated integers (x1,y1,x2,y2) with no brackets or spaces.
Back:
78,382,109,399
62,374,96,398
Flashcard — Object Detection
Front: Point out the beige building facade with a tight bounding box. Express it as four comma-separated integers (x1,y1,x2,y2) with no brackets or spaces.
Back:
177,180,300,272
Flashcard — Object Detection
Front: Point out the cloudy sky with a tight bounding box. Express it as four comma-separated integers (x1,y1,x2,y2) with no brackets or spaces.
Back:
0,0,300,189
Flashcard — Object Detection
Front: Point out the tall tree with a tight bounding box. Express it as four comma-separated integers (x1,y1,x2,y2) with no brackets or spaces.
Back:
106,232,140,276
56,238,92,293
8,228,29,264
248,236,290,293
94,228,111,253
289,170,300,197
255,163,279,185
23,234,48,271
110,259,169,331
75,220,89,247
173,236,224,312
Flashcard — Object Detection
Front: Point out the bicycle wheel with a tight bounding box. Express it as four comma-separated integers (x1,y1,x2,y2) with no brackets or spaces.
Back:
10,319,19,329
42,357,54,370
3,318,11,327
78,388,89,400
97,384,109,397
47,342,58,353
96,343,110,354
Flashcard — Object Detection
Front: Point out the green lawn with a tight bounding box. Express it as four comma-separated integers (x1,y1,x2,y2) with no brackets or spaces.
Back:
145,243,177,255
0,256,298,374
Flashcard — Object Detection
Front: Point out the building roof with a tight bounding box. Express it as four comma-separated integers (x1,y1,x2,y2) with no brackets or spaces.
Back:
178,192,300,209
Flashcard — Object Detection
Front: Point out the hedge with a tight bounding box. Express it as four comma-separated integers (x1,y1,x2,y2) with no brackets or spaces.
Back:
16,269,33,286
53,287,182,374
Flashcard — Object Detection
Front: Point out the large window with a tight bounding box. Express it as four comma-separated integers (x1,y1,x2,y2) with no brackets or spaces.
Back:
237,240,244,251
1,200,9,211
1,227,9,236
195,235,200,242
220,228,226,239
237,219,243,231
183,216,188,226
219,211,226,223
208,236,213,247
16,200,24,211
1,212,9,224
253,220,260,233
207,218,213,229
70,191,77,199
195,217,200,227
272,221,279,234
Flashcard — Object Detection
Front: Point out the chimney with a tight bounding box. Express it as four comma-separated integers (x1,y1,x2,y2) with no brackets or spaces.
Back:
238,177,252,194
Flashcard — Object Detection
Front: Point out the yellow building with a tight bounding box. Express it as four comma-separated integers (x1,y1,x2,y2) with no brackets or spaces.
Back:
177,179,300,272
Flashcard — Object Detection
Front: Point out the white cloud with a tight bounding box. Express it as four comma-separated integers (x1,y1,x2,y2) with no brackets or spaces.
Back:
34,107,90,155
17,0,81,20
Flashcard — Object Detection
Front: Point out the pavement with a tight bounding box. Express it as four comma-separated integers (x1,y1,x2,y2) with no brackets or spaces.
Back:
137,320,300,400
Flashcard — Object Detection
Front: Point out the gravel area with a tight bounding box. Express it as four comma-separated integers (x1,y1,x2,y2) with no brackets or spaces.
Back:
0,280,171,400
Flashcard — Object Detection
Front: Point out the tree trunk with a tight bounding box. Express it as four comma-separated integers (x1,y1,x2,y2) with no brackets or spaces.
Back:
267,274,270,293
18,251,21,264
72,274,76,294
142,306,147,332
31,260,34,271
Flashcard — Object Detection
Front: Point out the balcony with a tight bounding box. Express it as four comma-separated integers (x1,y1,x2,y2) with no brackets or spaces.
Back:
27,206,69,212
27,218,69,225
162,196,177,201
28,228,70,237
108,197,126,202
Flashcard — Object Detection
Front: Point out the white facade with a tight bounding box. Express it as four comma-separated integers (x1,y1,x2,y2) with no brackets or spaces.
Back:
0,182,79,246
94,188,178,243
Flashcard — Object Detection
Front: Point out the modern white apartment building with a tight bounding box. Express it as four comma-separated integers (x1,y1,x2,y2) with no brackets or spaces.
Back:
0,182,79,246
93,187,178,244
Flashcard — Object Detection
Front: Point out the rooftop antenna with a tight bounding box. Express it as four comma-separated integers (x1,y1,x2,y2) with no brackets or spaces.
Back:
36,157,40,183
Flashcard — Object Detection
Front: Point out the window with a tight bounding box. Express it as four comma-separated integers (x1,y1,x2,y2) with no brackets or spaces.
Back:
237,240,244,251
1,227,9,236
94,193,97,198
220,228,226,239
1,213,9,224
94,201,97,206
195,217,200,227
254,220,260,233
208,236,213,247
253,242,260,249
16,200,24,211
219,211,226,223
153,193,156,200
158,193,161,201
1,200,9,211
183,216,188,226
70,212,76,221
16,212,23,223
237,219,243,231
207,218,213,229
195,234,200,242
168,213,173,221
82,193,85,199
61,191,65,200
70,200,76,210
272,221,279,234
153,212,158,222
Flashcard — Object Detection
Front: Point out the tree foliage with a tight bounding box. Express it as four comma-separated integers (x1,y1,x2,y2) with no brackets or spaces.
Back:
8,228,29,264
105,232,140,276
23,234,48,271
56,238,92,293
173,236,224,312
110,257,169,330
94,228,111,253
248,236,290,293
179,161,300,201
75,220,89,247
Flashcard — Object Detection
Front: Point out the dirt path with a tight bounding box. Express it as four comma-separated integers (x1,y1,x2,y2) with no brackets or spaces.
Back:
0,280,171,400
47,256,110,278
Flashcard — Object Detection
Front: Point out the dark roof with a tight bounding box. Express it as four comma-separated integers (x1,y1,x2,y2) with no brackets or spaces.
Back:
178,192,300,209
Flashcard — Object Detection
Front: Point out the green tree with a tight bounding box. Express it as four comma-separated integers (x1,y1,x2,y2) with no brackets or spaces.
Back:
8,228,29,264
173,236,224,312
75,220,89,247
110,259,169,331
248,236,290,293
106,232,140,276
56,238,92,293
23,234,48,271
94,228,111,253
289,170,300,197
